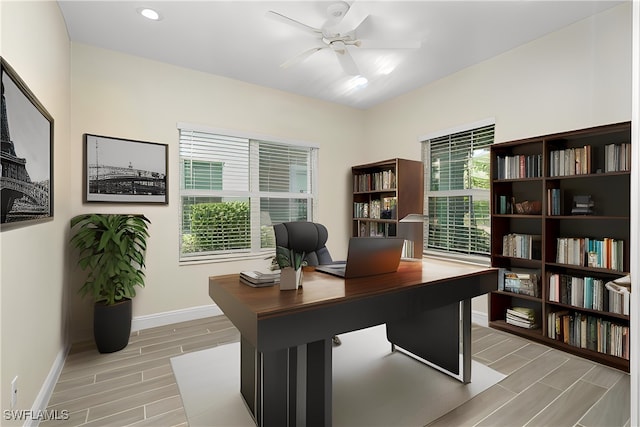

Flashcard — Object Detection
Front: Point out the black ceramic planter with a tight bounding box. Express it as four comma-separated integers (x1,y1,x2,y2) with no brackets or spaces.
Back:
93,298,132,353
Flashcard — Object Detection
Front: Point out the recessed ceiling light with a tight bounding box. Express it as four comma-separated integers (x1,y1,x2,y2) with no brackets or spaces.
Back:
138,7,161,21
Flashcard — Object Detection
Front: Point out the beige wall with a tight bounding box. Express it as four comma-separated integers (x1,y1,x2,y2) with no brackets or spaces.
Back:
0,1,71,422
68,44,366,341
0,0,633,417
363,2,632,313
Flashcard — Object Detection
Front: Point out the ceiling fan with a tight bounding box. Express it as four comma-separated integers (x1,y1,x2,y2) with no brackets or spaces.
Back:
267,1,421,76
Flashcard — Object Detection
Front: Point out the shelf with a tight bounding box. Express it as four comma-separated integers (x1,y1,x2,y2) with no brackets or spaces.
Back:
493,290,542,303
546,170,630,180
353,189,397,195
546,215,629,221
545,300,629,321
352,158,424,258
488,320,544,340
544,262,628,276
353,218,397,223
489,121,631,372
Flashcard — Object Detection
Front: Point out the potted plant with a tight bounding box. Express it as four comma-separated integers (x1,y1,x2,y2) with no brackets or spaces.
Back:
70,213,150,353
274,246,306,290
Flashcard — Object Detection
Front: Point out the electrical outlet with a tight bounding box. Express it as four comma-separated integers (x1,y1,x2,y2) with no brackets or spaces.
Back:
10,376,18,409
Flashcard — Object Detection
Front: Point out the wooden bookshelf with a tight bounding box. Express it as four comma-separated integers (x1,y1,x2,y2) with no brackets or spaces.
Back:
489,122,631,372
351,158,424,258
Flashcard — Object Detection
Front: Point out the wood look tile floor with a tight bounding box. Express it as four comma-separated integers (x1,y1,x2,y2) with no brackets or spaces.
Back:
43,316,630,427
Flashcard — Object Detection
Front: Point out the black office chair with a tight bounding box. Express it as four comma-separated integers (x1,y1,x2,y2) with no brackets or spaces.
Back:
273,221,342,346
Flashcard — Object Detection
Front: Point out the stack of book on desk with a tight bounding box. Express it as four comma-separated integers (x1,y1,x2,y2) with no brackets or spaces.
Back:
240,270,280,287
506,307,537,329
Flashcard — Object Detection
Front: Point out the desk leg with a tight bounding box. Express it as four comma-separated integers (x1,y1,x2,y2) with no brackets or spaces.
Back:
240,338,294,427
461,298,471,384
240,337,332,427
306,338,332,427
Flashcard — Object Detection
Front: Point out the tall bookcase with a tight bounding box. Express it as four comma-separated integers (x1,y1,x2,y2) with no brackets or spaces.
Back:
489,121,631,371
352,158,424,258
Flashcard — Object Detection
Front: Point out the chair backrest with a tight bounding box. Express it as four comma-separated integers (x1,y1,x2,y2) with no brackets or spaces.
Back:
273,221,333,266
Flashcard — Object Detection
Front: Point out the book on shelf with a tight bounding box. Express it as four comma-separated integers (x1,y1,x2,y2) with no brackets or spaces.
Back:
604,275,631,316
555,236,623,270
502,233,542,260
498,268,541,297
547,311,629,360
571,194,594,215
495,153,542,179
240,270,280,287
586,238,624,271
353,169,396,192
506,307,538,329
604,143,631,172
547,188,562,215
548,273,609,311
549,145,592,177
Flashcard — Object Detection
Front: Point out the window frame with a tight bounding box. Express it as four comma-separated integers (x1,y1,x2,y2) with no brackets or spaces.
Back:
419,119,495,265
178,123,319,263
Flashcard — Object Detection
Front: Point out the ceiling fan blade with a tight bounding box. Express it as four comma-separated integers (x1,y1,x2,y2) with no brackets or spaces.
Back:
327,1,369,36
357,39,422,49
335,48,360,76
280,46,326,69
266,10,322,36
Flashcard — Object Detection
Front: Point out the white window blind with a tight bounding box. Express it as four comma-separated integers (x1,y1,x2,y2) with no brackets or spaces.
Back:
421,124,494,258
179,128,317,261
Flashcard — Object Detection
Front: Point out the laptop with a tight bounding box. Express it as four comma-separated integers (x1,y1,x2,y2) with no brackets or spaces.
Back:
316,237,405,279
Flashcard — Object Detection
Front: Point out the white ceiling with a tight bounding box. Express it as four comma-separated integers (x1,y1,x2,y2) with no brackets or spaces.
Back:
58,1,622,110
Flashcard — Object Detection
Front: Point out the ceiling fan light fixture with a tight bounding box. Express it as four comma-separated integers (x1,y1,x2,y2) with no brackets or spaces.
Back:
351,75,369,89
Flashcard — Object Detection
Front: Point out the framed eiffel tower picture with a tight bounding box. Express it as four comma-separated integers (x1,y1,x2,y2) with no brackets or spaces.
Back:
1,57,54,230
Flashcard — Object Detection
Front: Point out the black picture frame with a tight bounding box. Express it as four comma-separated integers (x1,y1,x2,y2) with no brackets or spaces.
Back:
1,57,54,230
83,134,168,204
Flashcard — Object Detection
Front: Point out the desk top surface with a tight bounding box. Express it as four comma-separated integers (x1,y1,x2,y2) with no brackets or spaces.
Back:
209,258,496,320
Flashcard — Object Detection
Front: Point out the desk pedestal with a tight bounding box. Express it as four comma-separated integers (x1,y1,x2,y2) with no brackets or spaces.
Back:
241,336,332,427
386,299,472,383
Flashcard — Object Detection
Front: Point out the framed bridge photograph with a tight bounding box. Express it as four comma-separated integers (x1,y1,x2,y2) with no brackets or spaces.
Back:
83,134,168,204
1,57,54,230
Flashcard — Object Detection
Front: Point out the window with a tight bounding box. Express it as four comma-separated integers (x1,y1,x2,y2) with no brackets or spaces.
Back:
179,125,318,261
421,122,494,258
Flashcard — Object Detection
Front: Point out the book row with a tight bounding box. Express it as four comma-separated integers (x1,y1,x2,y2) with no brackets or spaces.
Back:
353,197,397,219
556,237,624,271
604,143,631,173
498,268,541,297
506,307,537,329
353,169,396,192
547,311,629,360
357,221,395,238
548,273,630,315
502,233,542,260
495,154,542,180
549,145,592,177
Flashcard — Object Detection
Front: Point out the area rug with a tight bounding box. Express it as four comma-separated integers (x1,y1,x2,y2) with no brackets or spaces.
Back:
171,324,505,427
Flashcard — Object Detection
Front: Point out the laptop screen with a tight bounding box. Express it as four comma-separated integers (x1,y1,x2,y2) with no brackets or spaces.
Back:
317,237,405,278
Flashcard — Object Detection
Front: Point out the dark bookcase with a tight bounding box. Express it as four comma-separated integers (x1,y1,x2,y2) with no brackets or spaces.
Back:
352,158,424,258
489,122,631,371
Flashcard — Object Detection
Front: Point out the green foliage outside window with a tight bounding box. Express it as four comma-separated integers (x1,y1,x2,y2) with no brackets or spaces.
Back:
187,201,250,252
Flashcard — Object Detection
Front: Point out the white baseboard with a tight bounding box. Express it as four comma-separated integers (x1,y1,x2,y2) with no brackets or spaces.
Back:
472,310,488,328
27,345,70,427
131,304,223,332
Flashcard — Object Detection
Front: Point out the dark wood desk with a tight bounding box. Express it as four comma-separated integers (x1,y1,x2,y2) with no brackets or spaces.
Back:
209,258,497,427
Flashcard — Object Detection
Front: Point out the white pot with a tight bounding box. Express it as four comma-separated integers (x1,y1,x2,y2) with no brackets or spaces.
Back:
280,267,303,290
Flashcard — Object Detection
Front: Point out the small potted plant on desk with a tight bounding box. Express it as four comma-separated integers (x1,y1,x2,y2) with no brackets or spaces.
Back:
70,213,150,353
274,246,306,290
